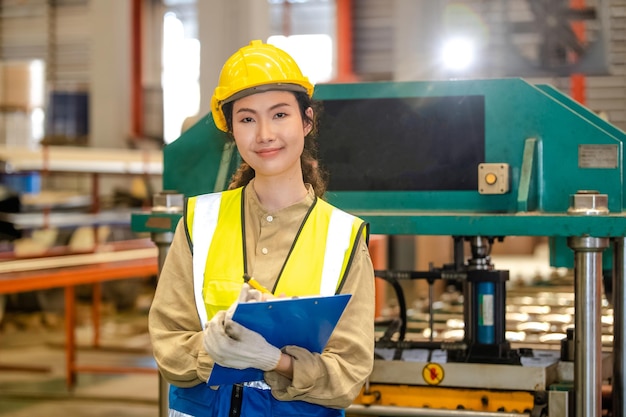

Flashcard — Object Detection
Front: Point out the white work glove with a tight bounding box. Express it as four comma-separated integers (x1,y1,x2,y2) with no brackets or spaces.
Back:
225,283,264,320
203,310,281,371
237,283,264,303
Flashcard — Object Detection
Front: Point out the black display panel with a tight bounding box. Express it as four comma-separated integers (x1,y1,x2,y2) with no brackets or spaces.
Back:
316,95,485,191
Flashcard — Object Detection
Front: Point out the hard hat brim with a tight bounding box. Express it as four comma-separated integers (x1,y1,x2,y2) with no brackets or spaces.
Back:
220,83,309,107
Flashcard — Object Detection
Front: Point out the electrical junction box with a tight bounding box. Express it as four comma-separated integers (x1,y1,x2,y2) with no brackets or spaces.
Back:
478,163,509,194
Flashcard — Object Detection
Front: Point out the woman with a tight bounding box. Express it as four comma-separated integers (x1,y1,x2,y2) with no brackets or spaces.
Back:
148,40,375,417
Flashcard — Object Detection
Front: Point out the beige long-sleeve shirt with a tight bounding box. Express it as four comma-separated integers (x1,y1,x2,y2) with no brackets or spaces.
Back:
148,183,375,409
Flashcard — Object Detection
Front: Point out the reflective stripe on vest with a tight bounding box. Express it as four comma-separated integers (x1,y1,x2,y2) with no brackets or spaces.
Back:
320,209,355,296
189,189,357,329
191,192,222,329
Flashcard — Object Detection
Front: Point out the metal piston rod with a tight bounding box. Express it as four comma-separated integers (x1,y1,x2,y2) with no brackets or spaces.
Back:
567,236,609,417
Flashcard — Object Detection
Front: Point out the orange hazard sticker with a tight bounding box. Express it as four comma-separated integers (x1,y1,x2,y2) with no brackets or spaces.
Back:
422,363,445,385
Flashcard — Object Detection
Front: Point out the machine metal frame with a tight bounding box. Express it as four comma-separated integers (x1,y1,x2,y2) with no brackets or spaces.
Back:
133,78,626,417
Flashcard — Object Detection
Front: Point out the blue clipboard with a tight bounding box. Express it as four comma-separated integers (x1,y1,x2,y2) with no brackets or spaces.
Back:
207,293,351,386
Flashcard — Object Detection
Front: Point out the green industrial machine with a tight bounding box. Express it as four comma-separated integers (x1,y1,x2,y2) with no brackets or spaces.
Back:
132,78,626,417
136,78,626,242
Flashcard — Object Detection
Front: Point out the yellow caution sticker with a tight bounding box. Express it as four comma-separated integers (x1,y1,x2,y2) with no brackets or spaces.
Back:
422,363,445,385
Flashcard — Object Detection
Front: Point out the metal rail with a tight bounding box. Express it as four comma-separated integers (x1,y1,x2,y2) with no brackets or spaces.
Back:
347,405,529,417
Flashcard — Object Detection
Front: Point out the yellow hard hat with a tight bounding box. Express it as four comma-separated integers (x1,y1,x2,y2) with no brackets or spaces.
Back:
211,40,314,132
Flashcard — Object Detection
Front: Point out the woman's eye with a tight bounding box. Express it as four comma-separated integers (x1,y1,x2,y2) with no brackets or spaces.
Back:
274,112,287,119
241,117,253,123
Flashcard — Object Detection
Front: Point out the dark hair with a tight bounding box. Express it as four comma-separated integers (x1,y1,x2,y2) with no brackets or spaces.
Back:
223,91,329,197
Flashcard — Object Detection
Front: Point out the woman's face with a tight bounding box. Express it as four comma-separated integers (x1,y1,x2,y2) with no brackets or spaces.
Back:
231,90,313,181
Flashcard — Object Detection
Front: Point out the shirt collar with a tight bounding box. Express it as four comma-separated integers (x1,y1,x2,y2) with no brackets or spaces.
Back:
245,178,315,216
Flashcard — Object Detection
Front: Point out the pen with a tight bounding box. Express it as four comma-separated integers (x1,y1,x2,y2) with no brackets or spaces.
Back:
243,274,272,294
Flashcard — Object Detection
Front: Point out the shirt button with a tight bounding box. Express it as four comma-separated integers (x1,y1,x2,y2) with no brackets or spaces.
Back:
266,215,273,222
261,247,268,255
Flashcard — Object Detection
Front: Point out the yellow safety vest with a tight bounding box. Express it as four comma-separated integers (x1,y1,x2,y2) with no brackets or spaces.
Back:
185,186,367,326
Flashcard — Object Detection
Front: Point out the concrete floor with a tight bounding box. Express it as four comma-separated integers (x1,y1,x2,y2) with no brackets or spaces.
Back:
0,292,160,417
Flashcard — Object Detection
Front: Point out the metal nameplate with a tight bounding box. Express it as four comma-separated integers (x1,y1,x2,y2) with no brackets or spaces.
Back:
578,144,618,169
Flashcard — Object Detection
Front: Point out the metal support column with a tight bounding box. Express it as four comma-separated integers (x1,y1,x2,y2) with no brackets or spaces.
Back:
567,236,609,417
613,238,626,417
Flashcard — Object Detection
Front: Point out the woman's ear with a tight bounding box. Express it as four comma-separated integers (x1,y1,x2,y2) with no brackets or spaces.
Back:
304,106,314,136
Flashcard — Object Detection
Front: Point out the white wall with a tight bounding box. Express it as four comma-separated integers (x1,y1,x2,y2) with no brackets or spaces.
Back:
89,0,132,149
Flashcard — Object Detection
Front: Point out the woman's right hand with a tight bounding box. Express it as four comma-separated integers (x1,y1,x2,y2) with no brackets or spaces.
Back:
202,309,282,371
